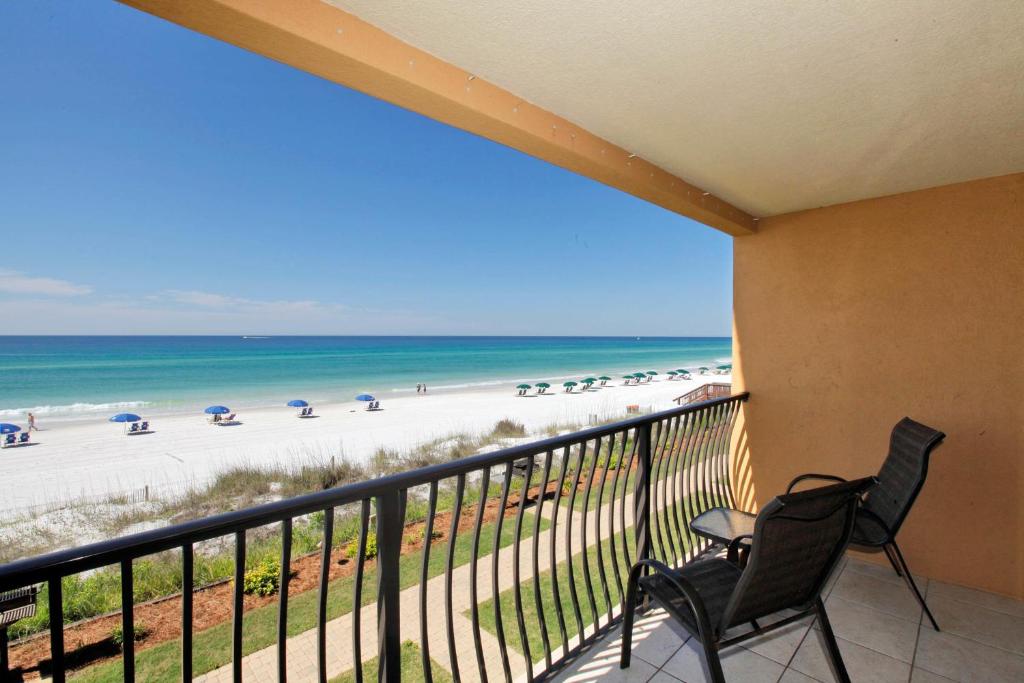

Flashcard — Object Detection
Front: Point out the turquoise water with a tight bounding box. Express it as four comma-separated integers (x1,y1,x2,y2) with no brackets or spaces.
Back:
0,336,731,418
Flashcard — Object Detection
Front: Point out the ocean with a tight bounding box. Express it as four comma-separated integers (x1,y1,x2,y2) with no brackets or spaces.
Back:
0,336,732,420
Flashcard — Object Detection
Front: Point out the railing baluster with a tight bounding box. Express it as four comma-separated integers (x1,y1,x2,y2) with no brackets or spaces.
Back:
278,518,292,683
708,402,729,507
318,508,334,683
512,457,535,679
693,405,716,516
492,464,514,683
669,413,693,561
121,559,135,683
718,399,742,508
619,429,638,570
594,432,614,623
649,419,666,562
579,437,600,627
469,467,491,683
634,423,653,567
232,531,245,683
353,500,370,683
420,482,439,683
531,451,554,670
563,443,586,644
655,417,677,563
181,543,193,682
704,404,724,510
680,412,701,556
445,474,466,683
607,429,629,602
48,577,64,683
548,447,569,657
663,415,686,565
376,489,406,683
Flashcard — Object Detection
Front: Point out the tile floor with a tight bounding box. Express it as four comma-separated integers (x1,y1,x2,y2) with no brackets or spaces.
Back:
551,556,1024,682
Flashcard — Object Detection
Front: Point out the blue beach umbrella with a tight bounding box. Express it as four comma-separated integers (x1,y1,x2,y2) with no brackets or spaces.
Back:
355,394,375,402
109,413,142,423
287,400,309,408
0,423,21,434
205,405,231,414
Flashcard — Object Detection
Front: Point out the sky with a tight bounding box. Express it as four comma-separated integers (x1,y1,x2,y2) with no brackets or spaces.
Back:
0,1,732,336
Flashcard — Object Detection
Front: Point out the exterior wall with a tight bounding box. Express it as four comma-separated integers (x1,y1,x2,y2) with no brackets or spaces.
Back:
732,173,1024,598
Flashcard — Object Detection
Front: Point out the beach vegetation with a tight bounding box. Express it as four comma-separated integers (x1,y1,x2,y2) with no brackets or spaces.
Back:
110,623,148,647
490,418,527,438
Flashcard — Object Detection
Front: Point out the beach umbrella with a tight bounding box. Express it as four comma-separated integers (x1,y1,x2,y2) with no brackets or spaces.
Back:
582,377,597,384
355,394,375,402
646,371,658,376
563,381,578,387
677,369,689,374
0,423,21,434
598,376,611,381
667,370,678,376
109,413,142,423
699,367,710,373
205,405,231,414
536,382,551,388
516,384,532,389
717,365,732,371
287,399,309,408
622,375,633,379
632,372,645,378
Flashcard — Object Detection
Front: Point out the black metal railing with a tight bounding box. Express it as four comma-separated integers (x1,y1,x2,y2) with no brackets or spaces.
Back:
0,392,748,683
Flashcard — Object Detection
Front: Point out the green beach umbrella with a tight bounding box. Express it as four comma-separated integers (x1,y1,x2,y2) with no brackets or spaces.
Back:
598,376,611,381
582,377,597,383
563,381,578,387
632,372,645,378
677,368,689,374
536,382,551,388
667,370,678,376
699,367,710,372
622,375,634,380
717,365,732,371
646,371,658,376
516,383,532,389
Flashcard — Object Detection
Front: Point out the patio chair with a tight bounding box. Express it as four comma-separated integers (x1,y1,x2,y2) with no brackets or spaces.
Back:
18,433,30,445
786,417,946,629
3,434,15,447
139,421,149,432
622,477,876,683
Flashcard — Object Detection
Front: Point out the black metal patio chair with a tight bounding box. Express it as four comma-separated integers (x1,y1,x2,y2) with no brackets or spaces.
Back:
621,477,876,683
785,417,946,630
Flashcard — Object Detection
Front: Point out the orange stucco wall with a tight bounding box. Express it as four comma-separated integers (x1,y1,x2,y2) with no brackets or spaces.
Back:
732,173,1024,598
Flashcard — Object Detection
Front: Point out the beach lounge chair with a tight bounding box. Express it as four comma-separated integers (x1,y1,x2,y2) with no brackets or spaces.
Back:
139,421,149,432
216,414,236,425
18,433,30,445
622,477,876,683
128,423,139,434
2,434,15,448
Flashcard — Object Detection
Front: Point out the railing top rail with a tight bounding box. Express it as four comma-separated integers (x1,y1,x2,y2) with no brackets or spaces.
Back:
0,392,747,590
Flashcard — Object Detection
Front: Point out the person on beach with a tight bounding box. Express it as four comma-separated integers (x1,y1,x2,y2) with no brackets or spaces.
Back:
422,383,427,393
416,383,422,393
27,412,38,431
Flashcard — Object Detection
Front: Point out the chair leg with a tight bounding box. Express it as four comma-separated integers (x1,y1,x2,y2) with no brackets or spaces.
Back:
700,640,726,683
890,541,940,631
882,544,903,577
815,598,851,683
619,571,640,668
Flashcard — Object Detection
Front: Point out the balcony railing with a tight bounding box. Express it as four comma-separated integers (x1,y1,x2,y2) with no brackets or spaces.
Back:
0,392,748,683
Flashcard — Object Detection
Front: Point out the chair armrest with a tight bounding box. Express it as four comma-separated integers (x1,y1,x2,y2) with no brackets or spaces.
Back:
786,473,848,494
627,559,716,637
727,534,753,565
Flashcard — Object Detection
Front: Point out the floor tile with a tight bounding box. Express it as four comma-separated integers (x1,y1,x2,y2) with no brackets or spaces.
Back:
649,673,685,683
559,637,659,683
819,595,919,662
927,593,1024,654
927,579,1024,618
830,568,922,622
625,609,688,668
661,638,785,683
790,631,910,682
778,669,820,683
910,667,954,682
739,616,814,666
915,625,1024,682
844,555,925,588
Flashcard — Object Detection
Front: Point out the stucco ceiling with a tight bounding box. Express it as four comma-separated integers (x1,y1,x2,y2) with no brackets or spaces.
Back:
326,0,1024,217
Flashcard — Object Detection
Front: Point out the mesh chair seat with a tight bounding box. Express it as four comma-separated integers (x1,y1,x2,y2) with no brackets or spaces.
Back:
851,512,890,546
639,558,742,636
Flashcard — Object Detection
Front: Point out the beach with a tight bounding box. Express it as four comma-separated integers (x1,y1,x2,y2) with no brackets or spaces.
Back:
0,374,728,516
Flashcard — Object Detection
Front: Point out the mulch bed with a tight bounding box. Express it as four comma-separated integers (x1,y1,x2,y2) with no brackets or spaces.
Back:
7,480,568,680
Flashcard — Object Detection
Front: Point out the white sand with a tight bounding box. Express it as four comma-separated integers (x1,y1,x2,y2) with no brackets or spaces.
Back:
0,376,729,517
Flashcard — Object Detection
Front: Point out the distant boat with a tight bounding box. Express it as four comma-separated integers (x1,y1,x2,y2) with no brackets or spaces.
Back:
242,336,270,339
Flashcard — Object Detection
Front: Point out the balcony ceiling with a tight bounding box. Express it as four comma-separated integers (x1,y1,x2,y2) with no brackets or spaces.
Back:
327,0,1024,217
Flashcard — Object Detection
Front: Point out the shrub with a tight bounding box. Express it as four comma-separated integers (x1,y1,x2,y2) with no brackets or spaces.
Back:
344,531,378,560
111,623,148,647
242,559,280,596
491,419,526,439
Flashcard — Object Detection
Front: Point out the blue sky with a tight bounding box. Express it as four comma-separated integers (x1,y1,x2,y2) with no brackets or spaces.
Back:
0,1,732,336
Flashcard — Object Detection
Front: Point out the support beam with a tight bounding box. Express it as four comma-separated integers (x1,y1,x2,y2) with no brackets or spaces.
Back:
120,0,756,235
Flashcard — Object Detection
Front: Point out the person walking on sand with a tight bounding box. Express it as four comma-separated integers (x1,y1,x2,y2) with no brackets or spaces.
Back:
27,412,38,431
416,383,422,394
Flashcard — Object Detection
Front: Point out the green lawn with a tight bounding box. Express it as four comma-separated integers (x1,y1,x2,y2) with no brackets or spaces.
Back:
71,512,546,682
329,641,452,683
